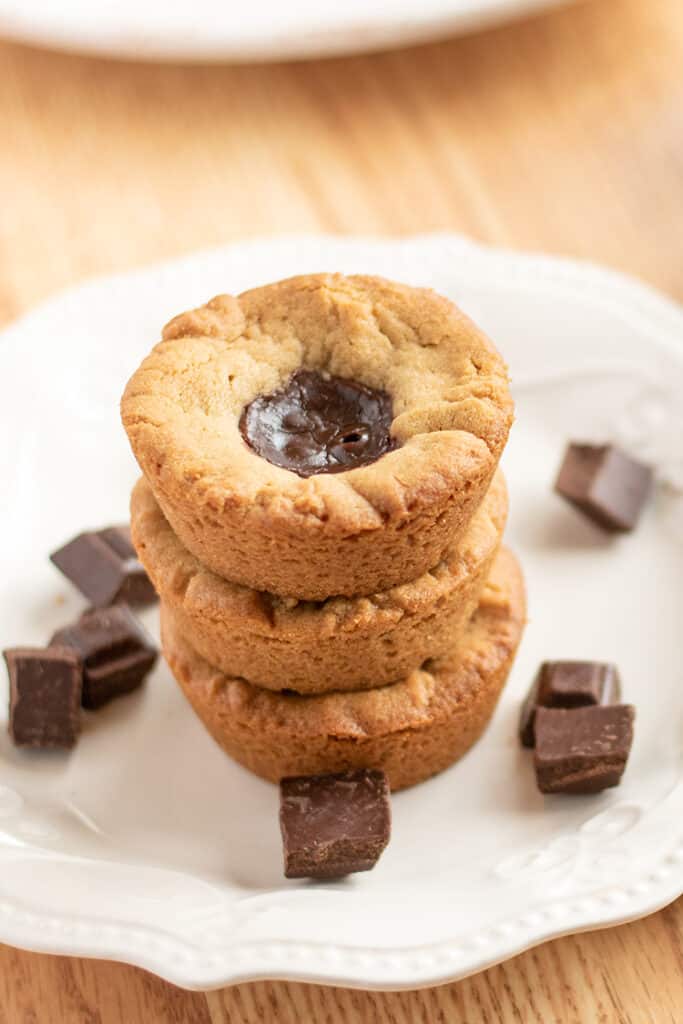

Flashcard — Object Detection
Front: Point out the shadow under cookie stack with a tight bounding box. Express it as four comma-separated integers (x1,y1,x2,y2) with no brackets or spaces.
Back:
122,274,526,791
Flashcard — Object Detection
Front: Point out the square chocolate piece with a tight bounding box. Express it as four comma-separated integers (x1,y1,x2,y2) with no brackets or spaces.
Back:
519,661,621,747
555,443,653,532
50,526,157,607
534,705,635,795
280,769,391,879
50,605,157,710
4,646,82,748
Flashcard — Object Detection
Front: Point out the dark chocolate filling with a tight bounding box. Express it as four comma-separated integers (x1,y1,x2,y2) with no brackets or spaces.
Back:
239,369,397,478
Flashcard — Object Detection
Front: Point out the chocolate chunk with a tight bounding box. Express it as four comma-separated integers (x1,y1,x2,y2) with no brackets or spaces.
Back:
519,661,621,747
555,443,653,532
4,646,82,748
534,705,635,794
51,605,157,710
97,526,139,561
279,769,391,879
240,369,397,478
50,526,157,607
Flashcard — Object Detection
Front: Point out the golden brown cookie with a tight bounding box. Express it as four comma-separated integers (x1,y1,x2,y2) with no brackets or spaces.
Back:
132,471,507,694
122,274,513,599
161,547,526,791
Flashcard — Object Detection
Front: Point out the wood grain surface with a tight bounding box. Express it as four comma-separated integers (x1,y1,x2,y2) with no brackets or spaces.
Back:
1,0,682,1020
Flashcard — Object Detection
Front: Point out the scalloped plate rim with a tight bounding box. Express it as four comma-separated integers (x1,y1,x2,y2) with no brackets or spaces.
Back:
0,232,682,991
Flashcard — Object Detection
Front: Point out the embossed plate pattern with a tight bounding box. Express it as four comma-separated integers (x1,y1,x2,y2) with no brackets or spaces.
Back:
0,235,682,990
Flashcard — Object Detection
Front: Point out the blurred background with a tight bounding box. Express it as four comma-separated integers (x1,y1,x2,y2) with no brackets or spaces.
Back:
2,0,683,1020
0,0,682,330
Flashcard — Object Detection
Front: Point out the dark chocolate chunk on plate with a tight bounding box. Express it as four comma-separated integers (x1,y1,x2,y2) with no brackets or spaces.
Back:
3,646,82,748
554,443,653,532
50,526,157,607
51,605,157,709
534,704,635,795
280,769,391,879
519,661,621,747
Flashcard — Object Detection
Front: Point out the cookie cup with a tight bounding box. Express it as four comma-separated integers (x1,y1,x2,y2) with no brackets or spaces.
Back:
161,547,526,791
132,472,507,694
122,273,513,599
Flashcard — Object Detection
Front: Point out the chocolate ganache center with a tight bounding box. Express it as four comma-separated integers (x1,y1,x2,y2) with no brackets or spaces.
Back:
239,369,397,478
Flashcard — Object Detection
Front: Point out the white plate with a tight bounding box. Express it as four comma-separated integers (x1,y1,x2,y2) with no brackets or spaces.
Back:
0,0,573,62
0,234,682,991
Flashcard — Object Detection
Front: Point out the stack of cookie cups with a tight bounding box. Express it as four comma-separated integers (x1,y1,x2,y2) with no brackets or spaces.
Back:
122,274,526,790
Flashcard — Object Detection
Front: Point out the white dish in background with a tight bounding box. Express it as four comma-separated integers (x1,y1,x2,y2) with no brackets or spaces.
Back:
0,0,573,62
0,234,682,991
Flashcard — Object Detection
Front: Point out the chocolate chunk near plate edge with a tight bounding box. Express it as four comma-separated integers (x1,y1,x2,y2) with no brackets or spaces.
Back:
51,605,157,710
519,661,621,747
50,526,157,607
4,646,82,748
534,705,635,795
279,769,391,879
554,443,653,532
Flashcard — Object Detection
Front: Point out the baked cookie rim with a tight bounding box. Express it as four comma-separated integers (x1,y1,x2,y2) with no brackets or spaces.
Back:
160,546,527,743
121,273,514,533
131,471,508,640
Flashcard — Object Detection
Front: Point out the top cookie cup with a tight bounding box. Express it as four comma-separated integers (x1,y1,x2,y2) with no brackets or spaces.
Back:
121,273,513,599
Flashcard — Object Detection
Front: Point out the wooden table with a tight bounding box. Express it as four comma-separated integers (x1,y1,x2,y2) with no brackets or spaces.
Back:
1,0,682,1019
